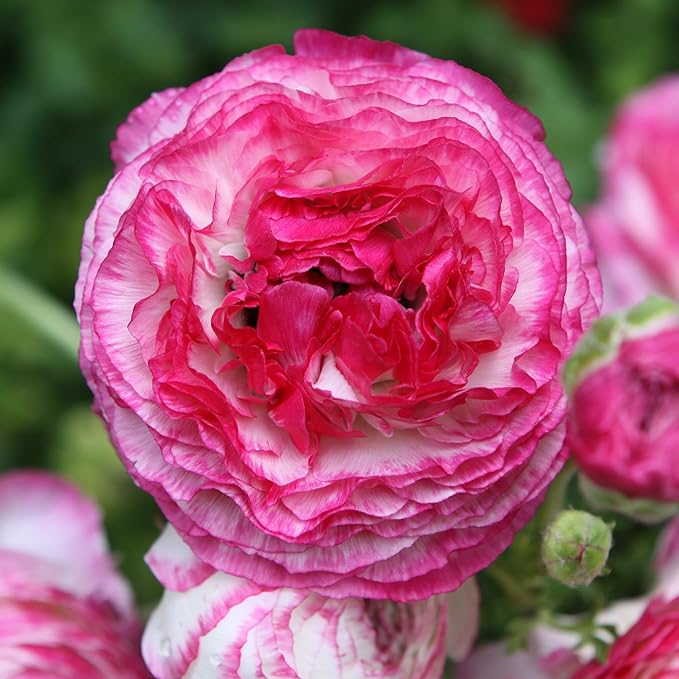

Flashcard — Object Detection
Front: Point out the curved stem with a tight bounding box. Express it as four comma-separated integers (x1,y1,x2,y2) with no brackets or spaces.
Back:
538,459,577,526
0,265,79,365
486,563,537,610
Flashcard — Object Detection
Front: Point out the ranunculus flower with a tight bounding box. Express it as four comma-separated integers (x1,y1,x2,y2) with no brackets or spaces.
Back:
573,597,679,679
0,589,151,679
76,29,600,600
142,526,449,679
456,594,651,679
566,296,679,503
0,470,150,678
585,76,679,312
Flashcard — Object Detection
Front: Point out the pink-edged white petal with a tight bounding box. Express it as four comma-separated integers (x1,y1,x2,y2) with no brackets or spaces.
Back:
145,525,216,592
0,470,132,617
112,87,185,169
144,575,446,679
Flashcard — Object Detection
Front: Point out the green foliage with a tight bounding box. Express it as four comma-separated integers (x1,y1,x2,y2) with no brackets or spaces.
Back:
476,465,662,649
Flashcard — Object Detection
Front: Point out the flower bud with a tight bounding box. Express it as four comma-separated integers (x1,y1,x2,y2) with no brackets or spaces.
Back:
563,295,679,395
542,510,613,587
565,296,679,503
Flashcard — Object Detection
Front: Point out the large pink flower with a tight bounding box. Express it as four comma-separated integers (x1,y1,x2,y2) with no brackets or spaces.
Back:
142,526,450,679
0,470,150,678
586,76,679,312
76,29,600,600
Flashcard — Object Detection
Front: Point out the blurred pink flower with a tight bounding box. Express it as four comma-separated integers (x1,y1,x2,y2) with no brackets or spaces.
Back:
586,76,679,312
76,29,600,600
573,597,679,679
142,526,450,679
656,515,679,576
457,640,583,679
0,589,151,679
0,470,132,615
0,470,150,678
566,298,679,503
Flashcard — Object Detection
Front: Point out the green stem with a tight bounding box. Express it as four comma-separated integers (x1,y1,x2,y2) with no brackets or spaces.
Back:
486,563,537,610
0,265,79,365
537,459,577,527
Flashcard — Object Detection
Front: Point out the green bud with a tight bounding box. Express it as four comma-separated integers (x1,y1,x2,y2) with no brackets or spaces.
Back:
578,474,679,525
541,510,613,587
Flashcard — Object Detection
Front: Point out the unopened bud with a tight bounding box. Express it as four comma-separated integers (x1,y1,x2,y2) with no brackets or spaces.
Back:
542,510,613,587
565,296,679,504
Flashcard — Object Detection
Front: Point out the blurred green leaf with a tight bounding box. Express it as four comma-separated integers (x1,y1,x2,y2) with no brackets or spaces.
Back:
0,265,79,364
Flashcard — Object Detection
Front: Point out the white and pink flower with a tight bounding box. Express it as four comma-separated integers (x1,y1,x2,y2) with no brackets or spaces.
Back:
0,470,150,678
76,29,600,600
142,526,453,679
573,596,679,678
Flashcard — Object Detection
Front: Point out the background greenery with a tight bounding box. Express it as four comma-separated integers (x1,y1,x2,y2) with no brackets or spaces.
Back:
1,0,677,630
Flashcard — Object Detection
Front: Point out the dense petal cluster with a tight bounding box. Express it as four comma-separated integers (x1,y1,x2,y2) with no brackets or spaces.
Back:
566,297,679,503
142,526,448,679
76,29,600,599
0,471,150,679
585,76,679,312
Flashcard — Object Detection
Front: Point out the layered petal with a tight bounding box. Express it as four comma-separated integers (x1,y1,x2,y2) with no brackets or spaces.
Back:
142,526,447,679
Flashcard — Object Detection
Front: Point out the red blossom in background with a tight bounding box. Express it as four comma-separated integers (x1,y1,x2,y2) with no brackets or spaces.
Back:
488,0,571,36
